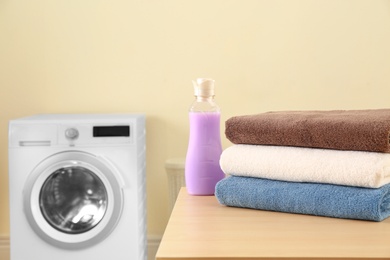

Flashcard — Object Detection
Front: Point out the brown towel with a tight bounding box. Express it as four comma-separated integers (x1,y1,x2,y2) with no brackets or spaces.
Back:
225,109,390,153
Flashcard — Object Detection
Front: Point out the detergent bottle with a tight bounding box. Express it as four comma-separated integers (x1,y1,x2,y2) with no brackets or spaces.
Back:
185,78,225,195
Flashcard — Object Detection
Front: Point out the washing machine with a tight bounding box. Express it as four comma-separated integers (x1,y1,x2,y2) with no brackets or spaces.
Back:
8,114,146,260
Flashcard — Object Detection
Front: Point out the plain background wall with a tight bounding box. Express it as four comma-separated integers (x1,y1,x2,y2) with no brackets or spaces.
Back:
1,0,390,238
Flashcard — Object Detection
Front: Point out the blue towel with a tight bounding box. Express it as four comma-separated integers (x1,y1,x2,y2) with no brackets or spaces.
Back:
215,176,390,221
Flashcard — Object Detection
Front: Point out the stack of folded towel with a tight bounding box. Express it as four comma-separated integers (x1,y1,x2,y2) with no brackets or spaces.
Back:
215,109,390,221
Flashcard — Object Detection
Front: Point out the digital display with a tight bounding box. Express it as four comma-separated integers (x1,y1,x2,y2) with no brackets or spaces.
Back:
93,126,130,137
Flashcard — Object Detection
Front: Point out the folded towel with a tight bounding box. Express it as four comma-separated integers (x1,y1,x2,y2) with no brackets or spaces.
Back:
220,144,390,188
225,109,390,153
215,176,390,221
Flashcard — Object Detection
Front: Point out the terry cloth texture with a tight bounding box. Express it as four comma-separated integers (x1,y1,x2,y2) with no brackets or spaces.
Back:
220,144,390,188
225,109,390,153
215,176,390,222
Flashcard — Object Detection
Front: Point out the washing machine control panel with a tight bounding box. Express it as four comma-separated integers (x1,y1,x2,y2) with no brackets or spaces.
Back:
58,124,133,146
9,120,136,147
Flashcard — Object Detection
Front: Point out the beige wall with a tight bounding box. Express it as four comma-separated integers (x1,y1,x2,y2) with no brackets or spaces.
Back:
1,0,390,237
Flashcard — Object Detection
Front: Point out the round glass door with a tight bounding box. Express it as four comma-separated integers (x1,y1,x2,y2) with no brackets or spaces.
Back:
40,166,108,234
24,151,124,249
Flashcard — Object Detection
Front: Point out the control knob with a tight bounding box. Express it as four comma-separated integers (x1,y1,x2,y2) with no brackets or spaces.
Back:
65,128,79,140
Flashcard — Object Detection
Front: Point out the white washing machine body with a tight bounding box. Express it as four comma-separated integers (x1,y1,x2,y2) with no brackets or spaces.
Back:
8,114,146,260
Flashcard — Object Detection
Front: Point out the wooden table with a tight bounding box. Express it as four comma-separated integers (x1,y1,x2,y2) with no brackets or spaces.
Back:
156,188,390,260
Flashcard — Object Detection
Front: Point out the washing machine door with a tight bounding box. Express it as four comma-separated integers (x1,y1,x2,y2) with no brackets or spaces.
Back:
23,151,124,249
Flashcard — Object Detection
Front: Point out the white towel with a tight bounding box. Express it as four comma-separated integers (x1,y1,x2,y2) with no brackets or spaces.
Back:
219,144,390,188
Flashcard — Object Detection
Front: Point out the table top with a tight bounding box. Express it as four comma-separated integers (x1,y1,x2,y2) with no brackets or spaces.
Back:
155,188,390,260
